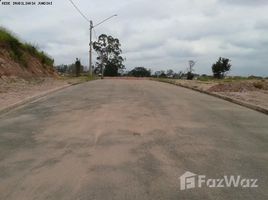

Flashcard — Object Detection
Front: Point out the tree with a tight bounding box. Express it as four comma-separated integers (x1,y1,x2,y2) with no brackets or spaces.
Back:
212,57,231,79
166,69,174,78
159,71,167,78
93,34,124,77
128,67,151,77
75,58,81,77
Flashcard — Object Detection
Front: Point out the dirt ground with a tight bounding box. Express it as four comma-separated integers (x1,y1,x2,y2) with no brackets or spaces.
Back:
1,76,268,112
0,76,92,110
0,77,67,109
169,79,268,110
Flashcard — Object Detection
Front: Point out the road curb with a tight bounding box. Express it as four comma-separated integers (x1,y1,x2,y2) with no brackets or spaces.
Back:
153,79,268,115
0,84,74,116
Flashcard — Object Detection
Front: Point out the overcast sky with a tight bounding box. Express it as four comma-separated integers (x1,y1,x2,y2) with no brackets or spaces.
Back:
1,0,268,76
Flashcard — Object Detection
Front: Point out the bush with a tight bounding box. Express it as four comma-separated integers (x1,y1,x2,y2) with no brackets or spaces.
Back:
187,72,194,80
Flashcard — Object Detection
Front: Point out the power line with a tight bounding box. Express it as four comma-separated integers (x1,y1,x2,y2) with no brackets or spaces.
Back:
94,15,117,28
68,0,117,76
68,0,91,23
93,28,98,41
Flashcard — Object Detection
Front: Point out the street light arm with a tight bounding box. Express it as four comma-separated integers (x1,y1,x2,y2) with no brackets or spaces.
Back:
93,14,117,28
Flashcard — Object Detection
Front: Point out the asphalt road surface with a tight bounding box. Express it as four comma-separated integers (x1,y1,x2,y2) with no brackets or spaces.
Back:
0,79,267,200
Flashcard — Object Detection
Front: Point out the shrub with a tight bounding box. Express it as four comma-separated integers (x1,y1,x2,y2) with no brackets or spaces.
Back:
187,72,194,80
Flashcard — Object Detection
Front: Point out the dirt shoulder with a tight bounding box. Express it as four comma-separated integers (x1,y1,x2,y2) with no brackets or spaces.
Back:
0,76,95,111
154,78,268,114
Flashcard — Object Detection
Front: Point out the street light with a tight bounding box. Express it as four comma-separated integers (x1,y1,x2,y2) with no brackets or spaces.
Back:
68,0,117,76
89,14,117,76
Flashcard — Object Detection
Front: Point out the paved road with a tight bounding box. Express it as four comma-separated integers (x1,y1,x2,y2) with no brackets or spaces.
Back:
0,79,267,200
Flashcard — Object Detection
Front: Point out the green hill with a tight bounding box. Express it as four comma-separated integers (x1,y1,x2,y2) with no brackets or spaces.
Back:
0,27,56,78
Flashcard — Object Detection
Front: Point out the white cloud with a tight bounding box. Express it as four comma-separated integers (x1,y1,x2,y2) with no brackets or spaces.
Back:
0,0,268,76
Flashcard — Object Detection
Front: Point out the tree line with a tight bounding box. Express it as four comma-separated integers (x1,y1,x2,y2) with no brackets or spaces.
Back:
92,34,232,79
125,57,232,79
55,33,233,79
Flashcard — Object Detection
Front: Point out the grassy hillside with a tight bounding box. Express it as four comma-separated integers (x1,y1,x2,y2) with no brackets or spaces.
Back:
0,27,54,66
0,27,56,78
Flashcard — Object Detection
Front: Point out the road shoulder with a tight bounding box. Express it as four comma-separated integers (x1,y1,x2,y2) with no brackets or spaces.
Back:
153,78,268,115
0,76,96,115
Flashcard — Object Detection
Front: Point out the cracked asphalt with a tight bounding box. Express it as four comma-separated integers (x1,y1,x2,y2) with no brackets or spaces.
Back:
0,79,267,200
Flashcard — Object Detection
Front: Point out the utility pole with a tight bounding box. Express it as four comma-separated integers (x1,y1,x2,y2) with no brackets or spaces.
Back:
189,60,196,74
89,20,93,76
88,15,117,77
68,0,117,77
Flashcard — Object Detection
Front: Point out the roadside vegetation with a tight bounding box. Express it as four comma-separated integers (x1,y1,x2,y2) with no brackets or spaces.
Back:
55,57,99,85
52,32,267,91
59,74,97,84
128,67,151,77
55,34,124,79
0,27,54,67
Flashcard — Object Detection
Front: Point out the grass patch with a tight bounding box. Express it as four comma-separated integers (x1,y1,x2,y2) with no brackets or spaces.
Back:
0,27,23,62
59,75,98,84
197,76,214,82
248,75,263,80
22,43,54,66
